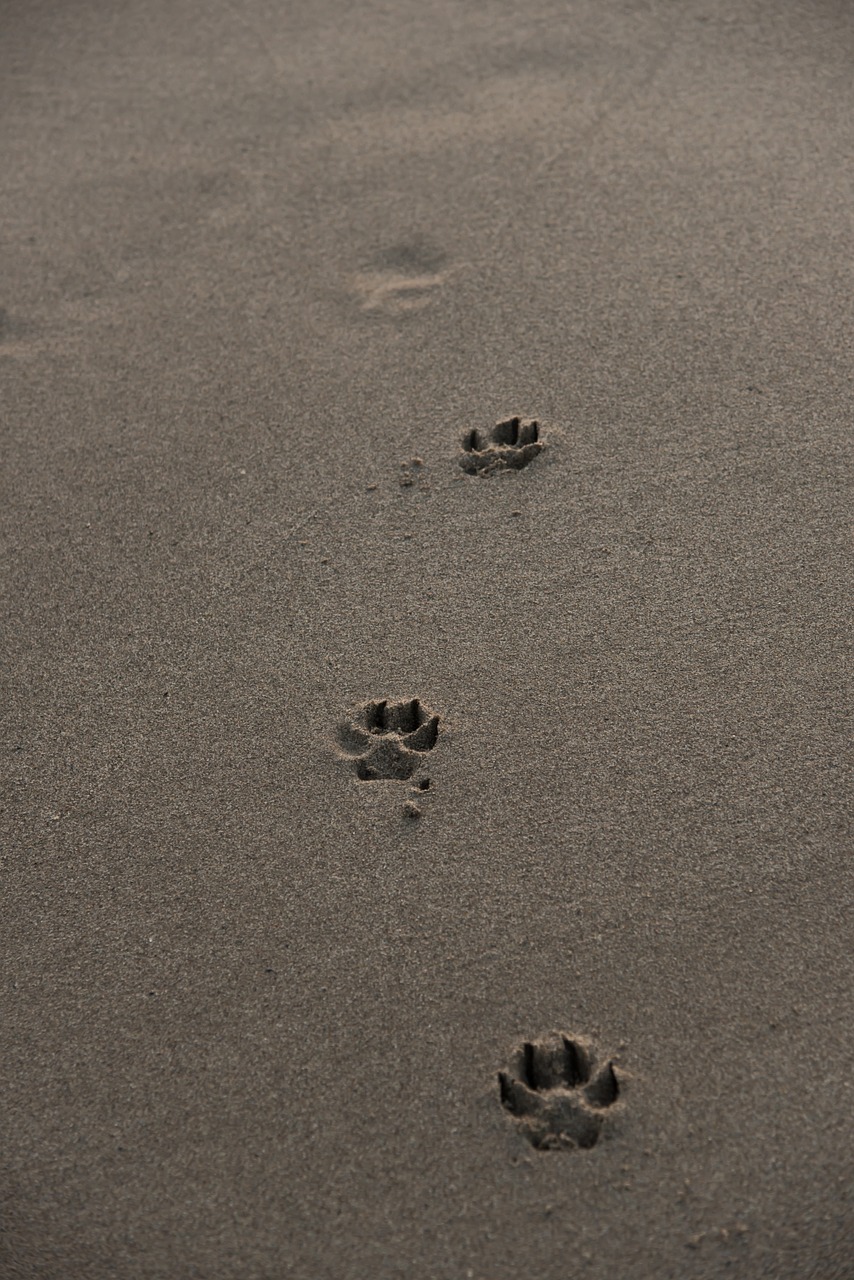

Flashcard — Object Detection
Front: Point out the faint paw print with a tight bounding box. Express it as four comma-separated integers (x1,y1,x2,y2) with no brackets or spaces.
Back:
499,1032,621,1150
460,416,543,475
338,698,440,781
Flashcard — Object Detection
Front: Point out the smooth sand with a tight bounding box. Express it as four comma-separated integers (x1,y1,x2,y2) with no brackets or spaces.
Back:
2,1,852,1276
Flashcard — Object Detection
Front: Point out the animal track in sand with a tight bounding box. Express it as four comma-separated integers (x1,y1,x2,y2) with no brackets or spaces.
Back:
338,698,440,781
460,416,543,475
351,236,458,315
499,1032,621,1150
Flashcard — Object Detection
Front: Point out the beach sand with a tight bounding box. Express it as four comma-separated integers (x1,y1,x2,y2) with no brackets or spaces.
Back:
2,1,852,1276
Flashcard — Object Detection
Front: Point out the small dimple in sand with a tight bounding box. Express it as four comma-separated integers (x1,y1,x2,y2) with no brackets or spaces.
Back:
352,269,452,314
351,236,461,314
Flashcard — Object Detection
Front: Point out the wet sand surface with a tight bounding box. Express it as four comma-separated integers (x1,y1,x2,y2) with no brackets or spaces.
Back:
2,1,852,1276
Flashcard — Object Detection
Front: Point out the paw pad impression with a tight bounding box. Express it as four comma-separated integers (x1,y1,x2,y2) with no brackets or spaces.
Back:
460,416,543,475
338,698,439,781
499,1032,621,1150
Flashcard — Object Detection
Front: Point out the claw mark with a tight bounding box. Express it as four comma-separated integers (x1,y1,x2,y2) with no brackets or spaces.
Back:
585,1061,620,1108
562,1036,590,1088
404,714,439,753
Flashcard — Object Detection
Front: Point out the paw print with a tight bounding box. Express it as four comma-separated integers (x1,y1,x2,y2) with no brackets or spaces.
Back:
499,1032,621,1150
338,698,440,781
460,416,543,475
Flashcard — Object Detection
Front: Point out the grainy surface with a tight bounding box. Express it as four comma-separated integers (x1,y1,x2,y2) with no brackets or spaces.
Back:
1,1,852,1276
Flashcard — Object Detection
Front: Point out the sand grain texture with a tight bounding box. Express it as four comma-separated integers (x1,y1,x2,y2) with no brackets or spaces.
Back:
2,1,852,1277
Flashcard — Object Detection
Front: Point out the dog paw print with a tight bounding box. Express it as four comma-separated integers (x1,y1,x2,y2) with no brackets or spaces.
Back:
338,698,439,781
498,1032,621,1150
460,416,543,475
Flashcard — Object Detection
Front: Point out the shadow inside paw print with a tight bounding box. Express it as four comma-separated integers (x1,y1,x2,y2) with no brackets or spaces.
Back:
338,698,439,780
499,1033,621,1150
460,416,543,475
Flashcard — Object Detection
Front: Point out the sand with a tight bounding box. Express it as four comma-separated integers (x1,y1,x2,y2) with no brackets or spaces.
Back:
2,1,852,1276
